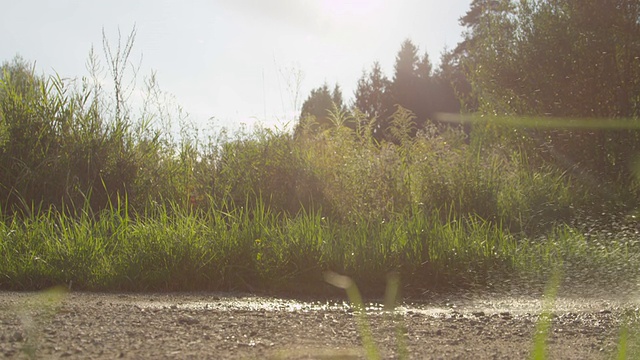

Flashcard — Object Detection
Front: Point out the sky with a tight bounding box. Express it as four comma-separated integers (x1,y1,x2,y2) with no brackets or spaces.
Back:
1,0,471,132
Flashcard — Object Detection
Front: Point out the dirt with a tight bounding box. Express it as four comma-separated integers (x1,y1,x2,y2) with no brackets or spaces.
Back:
1,289,639,359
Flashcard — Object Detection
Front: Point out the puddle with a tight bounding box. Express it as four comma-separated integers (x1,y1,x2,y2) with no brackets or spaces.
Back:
402,296,639,317
90,291,640,318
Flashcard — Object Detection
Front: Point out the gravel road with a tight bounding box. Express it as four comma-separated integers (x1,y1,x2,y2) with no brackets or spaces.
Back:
1,290,639,359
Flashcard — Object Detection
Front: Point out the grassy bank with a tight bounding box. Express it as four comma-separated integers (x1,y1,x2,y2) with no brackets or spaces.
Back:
2,198,639,294
2,56,640,294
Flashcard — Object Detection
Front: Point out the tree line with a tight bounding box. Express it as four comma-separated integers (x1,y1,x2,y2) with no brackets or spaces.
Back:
297,0,640,186
295,39,462,142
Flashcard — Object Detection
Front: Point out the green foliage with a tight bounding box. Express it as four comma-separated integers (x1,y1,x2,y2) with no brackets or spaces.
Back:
3,196,638,293
213,126,324,216
295,83,347,135
529,269,561,360
0,57,584,229
460,0,640,187
352,40,460,142
354,61,392,129
0,199,499,291
388,105,417,146
0,42,212,215
324,271,382,359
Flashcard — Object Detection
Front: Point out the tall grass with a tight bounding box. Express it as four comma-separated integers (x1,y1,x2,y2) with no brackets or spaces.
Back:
2,195,638,293
1,47,639,293
0,54,584,226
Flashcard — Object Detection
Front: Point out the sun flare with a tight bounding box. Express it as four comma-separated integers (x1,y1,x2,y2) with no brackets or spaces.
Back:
319,0,384,19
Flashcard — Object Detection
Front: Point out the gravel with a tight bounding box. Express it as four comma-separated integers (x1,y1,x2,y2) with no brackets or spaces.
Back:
1,290,639,359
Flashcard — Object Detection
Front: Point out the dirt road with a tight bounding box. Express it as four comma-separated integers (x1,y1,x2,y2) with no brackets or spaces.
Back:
0,290,638,359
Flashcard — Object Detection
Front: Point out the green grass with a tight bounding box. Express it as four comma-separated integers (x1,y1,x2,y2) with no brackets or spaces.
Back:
1,197,639,294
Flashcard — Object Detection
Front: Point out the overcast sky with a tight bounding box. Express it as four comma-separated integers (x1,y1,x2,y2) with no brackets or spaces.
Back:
1,0,471,132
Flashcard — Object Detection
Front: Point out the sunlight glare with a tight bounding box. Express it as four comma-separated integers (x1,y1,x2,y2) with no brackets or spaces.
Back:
319,0,384,19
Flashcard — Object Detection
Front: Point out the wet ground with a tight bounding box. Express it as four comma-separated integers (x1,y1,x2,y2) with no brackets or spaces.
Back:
1,289,640,359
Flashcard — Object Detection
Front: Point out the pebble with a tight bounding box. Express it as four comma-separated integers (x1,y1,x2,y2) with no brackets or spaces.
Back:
11,331,24,342
178,315,200,325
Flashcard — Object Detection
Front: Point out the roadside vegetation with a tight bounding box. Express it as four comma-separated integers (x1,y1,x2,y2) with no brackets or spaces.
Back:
2,0,640,295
